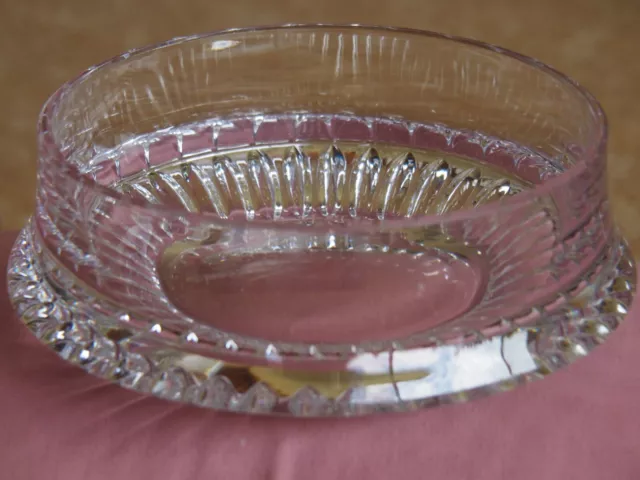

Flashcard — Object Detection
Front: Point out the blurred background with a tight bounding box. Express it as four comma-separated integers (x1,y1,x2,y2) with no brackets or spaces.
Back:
1,0,640,252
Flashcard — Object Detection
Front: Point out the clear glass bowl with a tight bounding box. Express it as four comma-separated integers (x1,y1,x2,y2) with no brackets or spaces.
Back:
7,25,636,416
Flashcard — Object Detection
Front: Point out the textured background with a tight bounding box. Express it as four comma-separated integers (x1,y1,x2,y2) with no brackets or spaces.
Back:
1,0,639,253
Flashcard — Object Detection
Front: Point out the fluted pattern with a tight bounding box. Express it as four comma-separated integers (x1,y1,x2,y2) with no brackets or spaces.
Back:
117,142,524,220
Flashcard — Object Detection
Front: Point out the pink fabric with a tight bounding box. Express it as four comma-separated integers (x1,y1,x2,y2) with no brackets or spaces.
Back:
0,231,639,479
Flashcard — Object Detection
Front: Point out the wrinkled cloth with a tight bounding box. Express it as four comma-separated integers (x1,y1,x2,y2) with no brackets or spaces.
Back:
0,231,638,480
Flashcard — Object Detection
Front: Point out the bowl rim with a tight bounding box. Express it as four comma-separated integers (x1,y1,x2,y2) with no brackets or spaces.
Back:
38,23,607,230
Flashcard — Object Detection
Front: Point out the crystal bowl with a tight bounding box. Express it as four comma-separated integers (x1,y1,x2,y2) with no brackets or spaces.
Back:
7,25,636,416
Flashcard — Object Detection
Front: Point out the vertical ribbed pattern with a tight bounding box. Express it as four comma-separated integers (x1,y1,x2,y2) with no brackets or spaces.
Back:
117,142,523,219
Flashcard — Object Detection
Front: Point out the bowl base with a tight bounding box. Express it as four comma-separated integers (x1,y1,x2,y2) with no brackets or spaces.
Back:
7,225,636,416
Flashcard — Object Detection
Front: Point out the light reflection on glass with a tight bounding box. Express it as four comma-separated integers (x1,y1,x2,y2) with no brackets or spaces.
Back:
347,330,537,404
